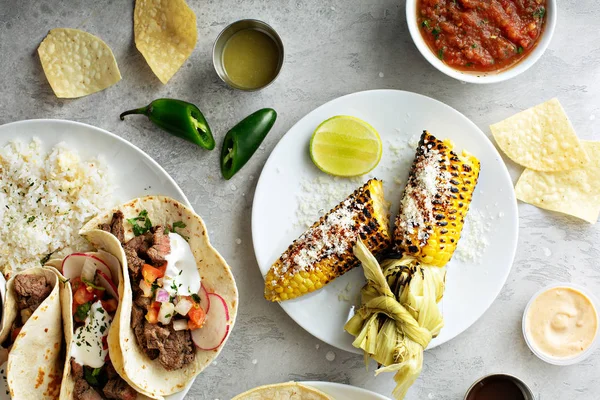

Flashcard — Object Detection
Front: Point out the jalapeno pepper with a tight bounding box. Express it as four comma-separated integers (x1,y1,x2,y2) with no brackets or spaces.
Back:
220,108,277,180
120,99,215,150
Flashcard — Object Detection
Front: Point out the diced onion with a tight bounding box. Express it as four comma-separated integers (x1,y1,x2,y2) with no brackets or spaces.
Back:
139,280,153,297
81,258,97,282
155,288,170,303
158,302,175,325
174,297,193,316
172,319,189,331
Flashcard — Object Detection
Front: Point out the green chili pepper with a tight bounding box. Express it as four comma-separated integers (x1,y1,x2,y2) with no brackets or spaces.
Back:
120,99,215,150
220,108,277,180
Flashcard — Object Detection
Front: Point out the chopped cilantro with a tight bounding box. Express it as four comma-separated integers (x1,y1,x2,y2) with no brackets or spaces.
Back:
437,48,444,60
164,314,172,318
127,209,152,236
472,43,477,49
40,252,53,266
432,27,441,38
82,278,105,291
191,293,201,304
26,216,35,224
75,302,92,321
533,7,545,19
466,62,474,67
421,20,430,29
172,221,189,240
517,46,524,54
91,367,102,377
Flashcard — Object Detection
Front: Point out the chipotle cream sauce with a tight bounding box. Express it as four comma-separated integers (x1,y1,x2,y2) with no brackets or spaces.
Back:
526,287,598,358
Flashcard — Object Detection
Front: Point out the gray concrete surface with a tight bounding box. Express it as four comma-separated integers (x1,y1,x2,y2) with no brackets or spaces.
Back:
1,1,600,399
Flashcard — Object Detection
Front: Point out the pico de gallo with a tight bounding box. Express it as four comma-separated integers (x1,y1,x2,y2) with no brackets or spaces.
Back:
417,0,547,72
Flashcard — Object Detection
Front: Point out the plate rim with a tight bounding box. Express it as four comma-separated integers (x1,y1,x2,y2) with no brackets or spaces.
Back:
301,380,392,400
0,118,195,399
251,89,519,353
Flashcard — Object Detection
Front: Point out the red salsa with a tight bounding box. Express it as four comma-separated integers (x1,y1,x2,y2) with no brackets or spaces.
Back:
417,0,547,72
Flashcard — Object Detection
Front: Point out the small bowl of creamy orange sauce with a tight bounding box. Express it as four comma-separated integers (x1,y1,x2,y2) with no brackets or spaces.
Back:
523,283,599,365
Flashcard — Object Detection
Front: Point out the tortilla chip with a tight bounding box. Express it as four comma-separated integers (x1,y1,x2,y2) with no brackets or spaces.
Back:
491,98,589,172
38,28,121,98
232,382,333,400
515,141,600,223
134,0,197,84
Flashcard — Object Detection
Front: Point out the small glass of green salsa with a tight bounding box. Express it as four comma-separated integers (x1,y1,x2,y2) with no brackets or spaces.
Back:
417,0,547,72
213,20,284,91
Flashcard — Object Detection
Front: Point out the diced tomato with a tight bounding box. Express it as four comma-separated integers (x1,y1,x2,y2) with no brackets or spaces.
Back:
74,285,95,305
145,307,159,324
70,277,83,293
102,335,108,350
142,264,166,284
187,304,206,330
93,288,106,300
101,298,118,313
11,327,22,343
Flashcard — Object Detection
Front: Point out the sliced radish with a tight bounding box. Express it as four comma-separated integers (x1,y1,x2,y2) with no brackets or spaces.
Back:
96,270,119,300
62,253,112,281
96,250,120,283
198,283,210,314
191,293,230,351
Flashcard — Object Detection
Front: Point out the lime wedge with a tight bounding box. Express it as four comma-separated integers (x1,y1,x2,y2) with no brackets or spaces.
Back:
310,116,382,177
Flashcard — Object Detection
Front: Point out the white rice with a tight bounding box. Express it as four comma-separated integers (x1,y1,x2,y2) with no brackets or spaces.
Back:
0,138,114,274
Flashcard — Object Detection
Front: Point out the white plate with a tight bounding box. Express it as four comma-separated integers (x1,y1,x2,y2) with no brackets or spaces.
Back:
252,90,518,354
0,119,192,399
302,381,390,400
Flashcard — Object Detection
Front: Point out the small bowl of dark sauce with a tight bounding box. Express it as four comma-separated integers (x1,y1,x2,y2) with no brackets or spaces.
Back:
465,374,534,400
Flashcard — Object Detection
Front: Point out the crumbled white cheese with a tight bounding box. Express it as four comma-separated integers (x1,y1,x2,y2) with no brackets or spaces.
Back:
455,209,491,263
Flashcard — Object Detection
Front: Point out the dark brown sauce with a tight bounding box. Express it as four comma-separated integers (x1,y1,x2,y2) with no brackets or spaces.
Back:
466,376,526,400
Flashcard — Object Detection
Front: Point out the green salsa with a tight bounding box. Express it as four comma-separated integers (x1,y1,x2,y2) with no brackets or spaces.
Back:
222,29,280,90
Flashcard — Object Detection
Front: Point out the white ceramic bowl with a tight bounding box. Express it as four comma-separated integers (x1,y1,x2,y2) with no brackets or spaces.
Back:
522,283,600,366
406,0,557,84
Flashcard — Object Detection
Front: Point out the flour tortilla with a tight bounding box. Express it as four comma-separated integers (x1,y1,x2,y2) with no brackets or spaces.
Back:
0,267,63,399
232,382,334,400
80,196,238,398
54,235,154,400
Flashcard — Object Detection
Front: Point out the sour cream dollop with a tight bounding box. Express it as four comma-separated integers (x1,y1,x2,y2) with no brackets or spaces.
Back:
163,233,201,297
71,301,112,368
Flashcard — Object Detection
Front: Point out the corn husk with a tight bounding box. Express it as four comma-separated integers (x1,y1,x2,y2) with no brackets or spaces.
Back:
344,240,446,400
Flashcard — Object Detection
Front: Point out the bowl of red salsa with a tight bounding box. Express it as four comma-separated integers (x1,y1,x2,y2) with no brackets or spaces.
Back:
407,0,556,83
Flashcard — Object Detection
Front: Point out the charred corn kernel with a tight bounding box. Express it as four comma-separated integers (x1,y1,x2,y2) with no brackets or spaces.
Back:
264,179,391,302
393,131,480,267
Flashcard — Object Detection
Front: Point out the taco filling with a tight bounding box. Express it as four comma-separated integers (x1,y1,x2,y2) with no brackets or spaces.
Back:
3,274,52,348
102,211,207,371
62,251,137,400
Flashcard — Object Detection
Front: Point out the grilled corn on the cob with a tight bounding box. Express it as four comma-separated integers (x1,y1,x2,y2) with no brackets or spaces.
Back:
265,179,391,302
393,131,480,267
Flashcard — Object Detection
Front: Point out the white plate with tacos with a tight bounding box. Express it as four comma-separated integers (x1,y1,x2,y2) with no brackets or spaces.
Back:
0,120,237,400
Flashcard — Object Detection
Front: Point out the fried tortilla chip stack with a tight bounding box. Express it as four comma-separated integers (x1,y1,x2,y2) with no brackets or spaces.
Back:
393,131,480,267
264,179,391,302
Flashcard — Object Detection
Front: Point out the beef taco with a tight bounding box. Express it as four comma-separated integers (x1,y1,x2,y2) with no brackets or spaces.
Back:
80,196,238,398
0,267,63,399
55,246,148,400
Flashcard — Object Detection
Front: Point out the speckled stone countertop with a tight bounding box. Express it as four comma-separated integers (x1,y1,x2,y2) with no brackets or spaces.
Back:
1,1,599,399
